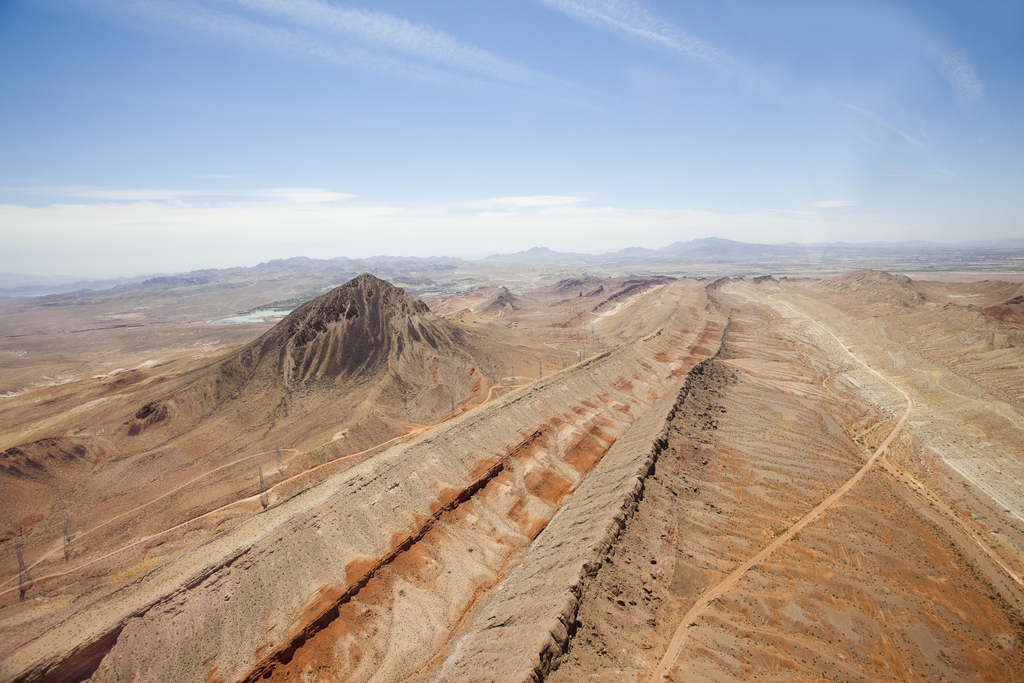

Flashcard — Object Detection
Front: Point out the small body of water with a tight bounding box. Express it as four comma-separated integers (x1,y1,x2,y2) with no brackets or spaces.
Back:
210,309,293,324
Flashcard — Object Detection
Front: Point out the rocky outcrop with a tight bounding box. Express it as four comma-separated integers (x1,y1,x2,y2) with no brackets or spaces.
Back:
591,277,675,313
242,273,462,387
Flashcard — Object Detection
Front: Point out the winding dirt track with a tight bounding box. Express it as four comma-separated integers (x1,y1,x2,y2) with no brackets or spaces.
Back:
649,295,914,682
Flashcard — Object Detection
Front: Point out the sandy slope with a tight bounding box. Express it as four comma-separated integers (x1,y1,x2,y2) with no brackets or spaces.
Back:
549,276,1024,683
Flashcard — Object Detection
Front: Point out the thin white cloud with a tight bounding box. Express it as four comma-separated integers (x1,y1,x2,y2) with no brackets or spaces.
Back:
9,186,356,203
828,96,923,147
259,188,356,203
862,167,964,178
536,0,775,96
920,32,983,105
809,200,857,209
481,195,589,208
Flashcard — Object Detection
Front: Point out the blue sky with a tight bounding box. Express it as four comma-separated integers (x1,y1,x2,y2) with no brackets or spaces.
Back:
1,0,1021,276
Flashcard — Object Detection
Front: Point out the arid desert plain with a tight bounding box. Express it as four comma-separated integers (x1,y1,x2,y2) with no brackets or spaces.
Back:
2,258,1024,683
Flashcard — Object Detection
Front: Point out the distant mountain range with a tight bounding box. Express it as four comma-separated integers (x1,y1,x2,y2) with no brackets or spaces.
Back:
0,272,155,296
0,255,463,298
481,237,1024,263
3,238,1023,298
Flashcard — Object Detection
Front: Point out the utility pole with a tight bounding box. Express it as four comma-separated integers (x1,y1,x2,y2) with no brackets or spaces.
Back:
258,465,269,510
63,512,73,562
16,539,33,601
539,360,543,378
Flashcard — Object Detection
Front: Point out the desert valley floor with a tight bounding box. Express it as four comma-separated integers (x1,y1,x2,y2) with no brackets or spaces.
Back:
2,269,1023,682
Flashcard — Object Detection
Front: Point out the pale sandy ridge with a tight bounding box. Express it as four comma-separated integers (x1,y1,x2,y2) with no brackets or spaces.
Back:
649,292,914,682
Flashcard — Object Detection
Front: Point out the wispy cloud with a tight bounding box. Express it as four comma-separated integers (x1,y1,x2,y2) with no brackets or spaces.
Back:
920,31,983,105
535,0,775,96
215,0,548,88
81,0,562,90
480,195,589,208
809,200,856,209
828,96,923,147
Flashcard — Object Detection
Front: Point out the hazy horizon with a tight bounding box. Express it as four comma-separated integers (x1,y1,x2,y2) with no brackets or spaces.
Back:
4,235,1024,283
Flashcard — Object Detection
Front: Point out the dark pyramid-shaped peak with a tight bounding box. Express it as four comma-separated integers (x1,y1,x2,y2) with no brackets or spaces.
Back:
228,274,461,389
273,273,431,349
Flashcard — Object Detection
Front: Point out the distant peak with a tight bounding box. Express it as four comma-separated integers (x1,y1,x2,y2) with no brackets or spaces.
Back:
291,273,428,323
347,272,391,287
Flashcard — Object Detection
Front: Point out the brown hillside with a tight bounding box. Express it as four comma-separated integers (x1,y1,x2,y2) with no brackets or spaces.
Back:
813,268,926,308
